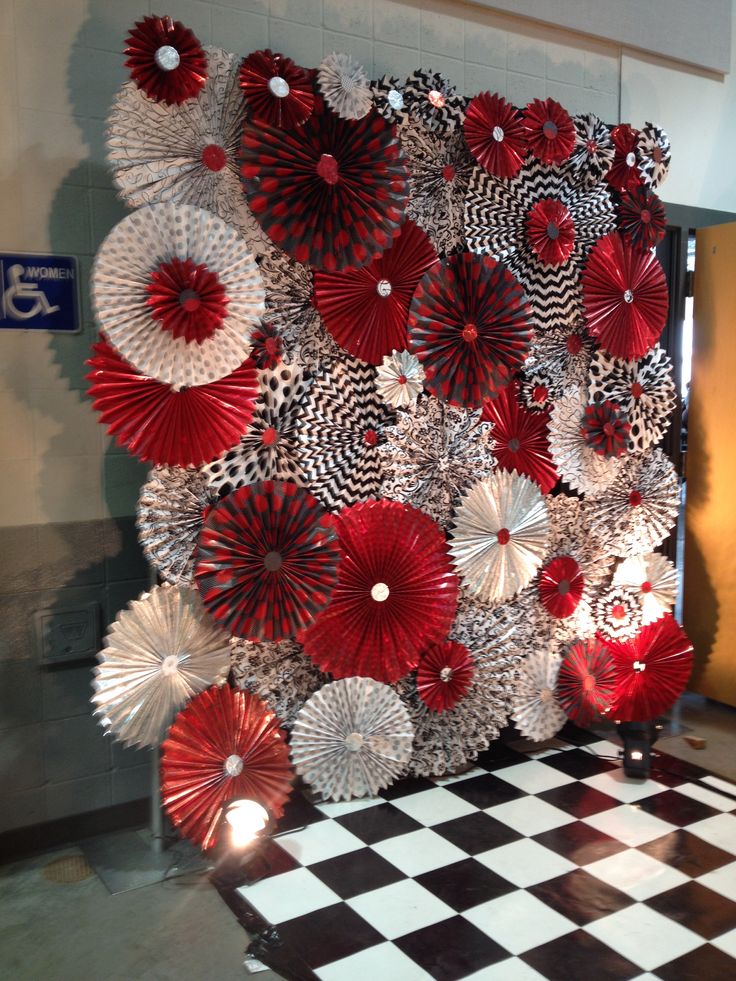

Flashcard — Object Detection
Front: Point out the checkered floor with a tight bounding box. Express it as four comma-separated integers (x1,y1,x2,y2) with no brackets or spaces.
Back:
215,728,736,981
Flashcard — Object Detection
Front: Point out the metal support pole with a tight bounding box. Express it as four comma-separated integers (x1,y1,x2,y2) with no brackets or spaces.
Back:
150,744,165,853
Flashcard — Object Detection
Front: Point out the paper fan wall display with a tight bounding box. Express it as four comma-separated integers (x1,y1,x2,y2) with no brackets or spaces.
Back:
240,48,314,129
161,685,293,849
301,499,459,683
511,650,567,741
613,552,678,625
92,585,230,749
231,638,326,729
92,202,264,388
195,480,340,641
314,219,438,364
481,381,558,493
464,92,527,179
125,15,207,106
378,398,496,527
449,469,550,605
555,638,616,726
376,350,425,409
548,385,623,496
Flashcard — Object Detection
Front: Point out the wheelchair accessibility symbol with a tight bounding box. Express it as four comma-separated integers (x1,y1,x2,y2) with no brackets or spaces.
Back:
0,253,79,332
3,264,60,319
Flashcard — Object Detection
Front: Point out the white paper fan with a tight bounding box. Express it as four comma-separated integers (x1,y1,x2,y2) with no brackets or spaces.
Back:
92,201,264,388
376,350,425,409
92,585,230,749
511,650,567,742
290,677,414,801
613,551,678,625
318,52,372,120
548,385,623,496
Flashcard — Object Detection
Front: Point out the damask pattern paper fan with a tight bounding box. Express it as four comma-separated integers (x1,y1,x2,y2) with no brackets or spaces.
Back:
596,585,643,640
617,186,667,253
203,363,310,496
587,345,676,453
241,109,408,272
400,124,475,256
511,650,567,742
607,123,641,193
404,70,466,135
125,15,207,106
566,114,614,186
92,585,230,749
449,469,550,605
465,160,616,329
86,339,258,468
607,614,693,722
547,386,622,496
376,350,425,409
525,321,595,398
137,466,214,585
195,480,340,641
296,358,393,510
378,399,495,528
300,500,459,684
290,677,414,801
637,123,671,189
371,74,409,124
613,552,678,625
239,48,314,129
463,92,527,179
523,98,576,165
314,220,438,364
318,52,372,120
555,638,616,726
416,641,475,713
481,381,558,493
582,232,668,360
584,448,681,558
161,685,293,848
408,252,532,408
92,202,264,388
231,637,326,730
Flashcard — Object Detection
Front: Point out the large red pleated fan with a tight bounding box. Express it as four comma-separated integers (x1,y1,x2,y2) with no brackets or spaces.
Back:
241,108,408,272
195,480,340,642
582,233,668,360
538,555,585,619
408,253,532,408
240,48,314,129
124,15,207,106
481,381,558,493
556,638,616,727
314,220,438,364
86,339,257,468
161,685,293,849
606,614,693,722
463,92,527,179
416,641,475,713
300,499,459,684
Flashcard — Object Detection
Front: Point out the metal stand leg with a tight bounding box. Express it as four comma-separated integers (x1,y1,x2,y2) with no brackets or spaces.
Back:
150,744,165,854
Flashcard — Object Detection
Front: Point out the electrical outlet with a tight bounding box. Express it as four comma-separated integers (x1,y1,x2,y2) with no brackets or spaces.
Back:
34,603,101,665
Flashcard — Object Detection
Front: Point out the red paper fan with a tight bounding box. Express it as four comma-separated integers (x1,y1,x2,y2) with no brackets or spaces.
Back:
618,186,667,253
582,233,668,359
523,98,575,165
581,401,631,458
463,92,527,178
86,339,257,467
241,109,409,272
195,480,340,642
240,48,314,129
147,256,227,344
300,499,459,684
607,124,641,193
124,15,207,106
538,555,584,619
417,641,475,713
606,614,694,722
408,253,532,408
161,685,293,849
314,220,438,364
525,198,576,267
556,638,616,726
481,381,558,493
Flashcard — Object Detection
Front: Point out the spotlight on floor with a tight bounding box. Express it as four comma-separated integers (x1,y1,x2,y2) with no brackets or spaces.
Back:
618,721,658,778
225,799,269,850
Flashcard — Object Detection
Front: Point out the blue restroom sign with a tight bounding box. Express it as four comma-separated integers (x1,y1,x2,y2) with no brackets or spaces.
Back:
0,253,80,332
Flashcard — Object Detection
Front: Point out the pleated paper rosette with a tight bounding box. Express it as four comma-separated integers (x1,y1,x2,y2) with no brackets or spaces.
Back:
290,677,414,801
613,552,678,625
464,91,527,179
161,685,293,848
481,381,558,493
511,649,567,742
596,585,643,641
92,584,230,749
566,113,614,186
376,350,425,409
124,15,207,106
318,52,372,120
403,70,466,136
239,48,314,129
547,385,623,496
92,202,264,388
555,638,616,726
416,641,475,713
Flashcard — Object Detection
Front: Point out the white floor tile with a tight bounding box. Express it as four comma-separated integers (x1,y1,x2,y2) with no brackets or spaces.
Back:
698,861,736,902
585,847,688,900
674,782,736,812
389,786,478,826
315,797,382,819
464,957,546,979
372,828,468,877
475,837,575,887
493,759,576,795
712,927,736,958
688,813,736,855
583,804,677,847
585,903,702,972
485,795,574,837
582,769,667,803
316,941,432,981
582,739,622,758
238,867,340,924
703,775,736,800
347,879,454,941
463,890,575,955
277,820,363,866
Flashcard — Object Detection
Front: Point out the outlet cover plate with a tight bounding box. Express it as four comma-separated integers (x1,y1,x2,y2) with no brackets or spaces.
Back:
34,603,101,665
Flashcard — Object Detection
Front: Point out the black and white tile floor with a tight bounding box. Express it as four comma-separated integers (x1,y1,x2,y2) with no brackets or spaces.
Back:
216,728,736,981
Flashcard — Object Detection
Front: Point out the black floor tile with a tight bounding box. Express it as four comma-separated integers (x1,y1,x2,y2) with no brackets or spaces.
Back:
646,880,736,940
308,847,404,900
637,789,721,827
414,857,515,912
444,773,526,808
242,838,301,881
275,903,384,970
657,943,735,981
521,929,640,981
528,868,634,925
557,722,604,746
432,810,523,854
394,915,509,980
537,782,621,819
474,744,528,770
638,828,735,877
533,821,628,866
334,802,423,845
541,749,619,780
380,775,436,800
277,792,328,833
